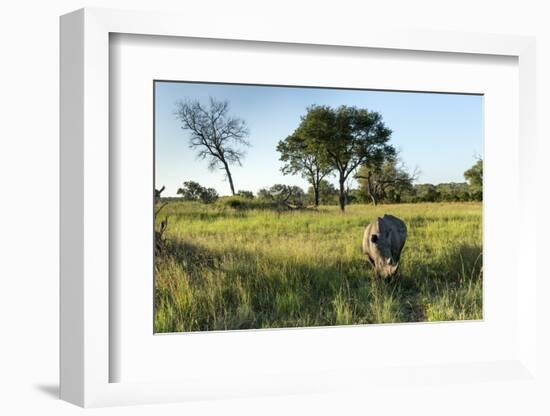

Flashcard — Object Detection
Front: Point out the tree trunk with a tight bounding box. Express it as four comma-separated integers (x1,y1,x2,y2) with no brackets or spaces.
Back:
338,177,346,212
369,193,377,206
313,184,320,207
222,160,236,195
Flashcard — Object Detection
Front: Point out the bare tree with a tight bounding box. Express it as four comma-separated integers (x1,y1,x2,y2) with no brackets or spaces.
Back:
154,185,168,256
154,185,168,215
174,98,250,195
154,185,165,204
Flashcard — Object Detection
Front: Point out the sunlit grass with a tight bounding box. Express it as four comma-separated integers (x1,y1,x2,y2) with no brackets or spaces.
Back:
154,202,482,332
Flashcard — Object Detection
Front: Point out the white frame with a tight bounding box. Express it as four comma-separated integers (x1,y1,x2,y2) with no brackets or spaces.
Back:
111,33,519,384
60,8,538,408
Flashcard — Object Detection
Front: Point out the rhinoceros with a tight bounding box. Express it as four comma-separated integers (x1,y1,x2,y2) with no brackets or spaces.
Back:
362,214,407,278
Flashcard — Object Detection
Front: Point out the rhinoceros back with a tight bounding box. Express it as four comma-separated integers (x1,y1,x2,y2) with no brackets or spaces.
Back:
381,214,407,258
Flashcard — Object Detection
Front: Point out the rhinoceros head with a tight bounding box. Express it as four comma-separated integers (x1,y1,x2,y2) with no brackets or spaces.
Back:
370,231,399,278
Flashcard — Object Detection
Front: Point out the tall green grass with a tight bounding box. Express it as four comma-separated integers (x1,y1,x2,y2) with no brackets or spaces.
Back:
154,202,482,332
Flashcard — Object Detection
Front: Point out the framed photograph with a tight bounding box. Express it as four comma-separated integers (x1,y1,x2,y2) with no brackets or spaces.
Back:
60,8,539,408
152,80,483,334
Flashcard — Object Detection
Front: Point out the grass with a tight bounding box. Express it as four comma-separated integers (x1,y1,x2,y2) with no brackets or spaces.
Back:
154,202,482,333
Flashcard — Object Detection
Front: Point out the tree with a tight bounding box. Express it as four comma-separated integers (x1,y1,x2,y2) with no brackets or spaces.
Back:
200,187,219,204
277,130,332,206
412,184,439,202
300,105,395,212
177,181,204,201
356,156,417,205
436,182,471,202
464,158,483,201
307,180,338,205
176,181,219,204
257,184,306,208
174,98,250,195
256,188,272,201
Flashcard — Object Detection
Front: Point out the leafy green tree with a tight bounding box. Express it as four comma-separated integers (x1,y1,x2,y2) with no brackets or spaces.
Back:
356,156,416,205
299,105,394,212
412,184,439,202
464,158,483,201
256,188,272,201
257,184,306,208
200,187,219,204
277,130,332,206
176,181,218,204
307,179,339,205
174,98,250,195
177,181,204,201
436,182,471,202
347,188,368,204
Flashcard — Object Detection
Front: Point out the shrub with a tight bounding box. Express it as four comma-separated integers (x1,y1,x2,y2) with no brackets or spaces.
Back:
216,195,283,211
236,190,255,199
218,196,250,209
176,180,219,204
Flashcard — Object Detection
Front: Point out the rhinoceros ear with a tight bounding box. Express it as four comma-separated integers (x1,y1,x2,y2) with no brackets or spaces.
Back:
370,234,378,243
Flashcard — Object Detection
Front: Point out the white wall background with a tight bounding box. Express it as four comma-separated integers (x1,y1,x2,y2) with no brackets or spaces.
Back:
0,1,548,415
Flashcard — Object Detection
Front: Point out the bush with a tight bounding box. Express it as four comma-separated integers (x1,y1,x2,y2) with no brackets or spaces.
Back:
177,180,219,204
216,195,286,211
257,184,306,208
236,190,255,199
218,196,251,209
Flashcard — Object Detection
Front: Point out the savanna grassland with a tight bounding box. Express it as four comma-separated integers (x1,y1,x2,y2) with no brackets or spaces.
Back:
154,201,482,333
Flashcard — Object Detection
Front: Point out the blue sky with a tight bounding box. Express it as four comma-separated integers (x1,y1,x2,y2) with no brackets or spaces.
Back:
155,82,483,197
